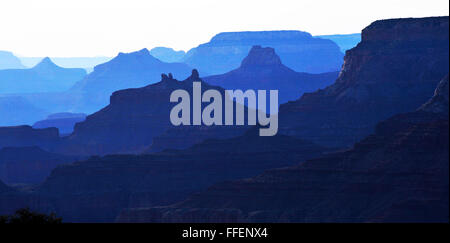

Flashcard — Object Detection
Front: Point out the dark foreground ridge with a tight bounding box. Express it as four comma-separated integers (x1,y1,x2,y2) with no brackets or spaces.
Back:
119,74,449,223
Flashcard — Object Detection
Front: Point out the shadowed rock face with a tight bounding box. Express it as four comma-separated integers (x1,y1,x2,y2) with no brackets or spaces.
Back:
278,16,449,148
121,73,449,223
182,30,344,75
204,45,339,104
34,130,329,222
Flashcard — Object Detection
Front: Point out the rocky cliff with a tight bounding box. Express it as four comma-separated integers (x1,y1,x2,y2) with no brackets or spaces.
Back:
278,16,449,148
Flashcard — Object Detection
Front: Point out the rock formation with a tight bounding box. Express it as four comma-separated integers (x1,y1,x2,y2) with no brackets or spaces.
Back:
204,45,339,104
278,16,449,148
182,30,344,75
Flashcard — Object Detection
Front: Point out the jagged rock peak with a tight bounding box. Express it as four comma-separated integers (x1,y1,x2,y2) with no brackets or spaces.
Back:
33,57,58,69
184,69,200,82
240,45,282,67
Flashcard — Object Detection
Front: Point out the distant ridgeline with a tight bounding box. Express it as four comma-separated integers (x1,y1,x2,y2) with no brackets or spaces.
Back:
149,47,186,63
0,57,86,93
182,30,344,75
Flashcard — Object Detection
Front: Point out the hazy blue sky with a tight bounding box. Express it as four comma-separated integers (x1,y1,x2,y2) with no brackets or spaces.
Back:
0,0,448,57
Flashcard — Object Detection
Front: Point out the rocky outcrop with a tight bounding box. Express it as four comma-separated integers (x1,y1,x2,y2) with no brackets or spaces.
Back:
124,73,449,223
182,30,344,75
204,45,338,104
278,16,449,148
